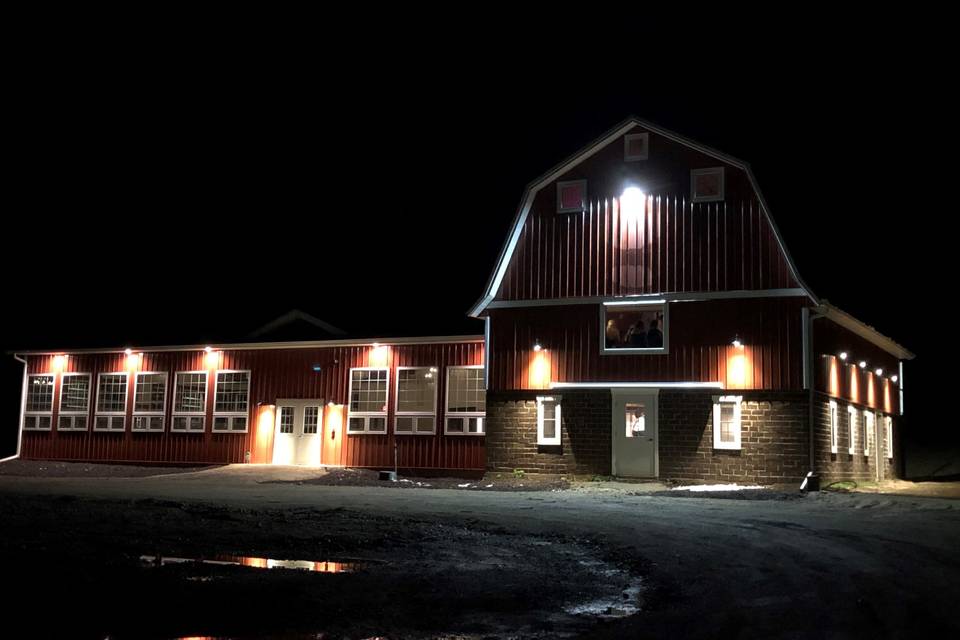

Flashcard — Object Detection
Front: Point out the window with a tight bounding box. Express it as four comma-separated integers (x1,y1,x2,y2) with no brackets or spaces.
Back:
691,167,725,202
133,372,167,432
347,368,388,434
863,410,874,457
624,132,649,161
172,371,207,433
23,374,55,431
395,367,437,435
624,402,646,438
536,396,561,445
58,373,91,431
279,406,294,434
95,372,128,431
445,366,485,435
556,179,587,213
213,370,250,432
303,406,320,435
602,302,668,353
847,405,857,455
712,395,742,450
884,415,893,459
829,400,839,454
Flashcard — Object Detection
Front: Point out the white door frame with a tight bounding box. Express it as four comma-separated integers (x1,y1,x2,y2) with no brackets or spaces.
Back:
272,398,324,466
611,388,659,478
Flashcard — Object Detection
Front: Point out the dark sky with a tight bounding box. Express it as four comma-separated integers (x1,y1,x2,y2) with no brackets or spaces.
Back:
2,44,951,446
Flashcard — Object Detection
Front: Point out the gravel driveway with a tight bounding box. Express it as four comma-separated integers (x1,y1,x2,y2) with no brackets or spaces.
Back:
1,463,958,638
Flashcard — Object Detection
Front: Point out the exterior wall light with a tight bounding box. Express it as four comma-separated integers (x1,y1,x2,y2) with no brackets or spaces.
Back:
858,361,867,369
891,375,898,383
533,343,543,352
124,348,133,356
839,352,848,361
620,186,646,219
875,368,883,377
732,337,743,349
204,346,213,353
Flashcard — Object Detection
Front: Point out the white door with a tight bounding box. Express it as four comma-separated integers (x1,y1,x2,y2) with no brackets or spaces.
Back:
272,400,323,466
611,390,658,477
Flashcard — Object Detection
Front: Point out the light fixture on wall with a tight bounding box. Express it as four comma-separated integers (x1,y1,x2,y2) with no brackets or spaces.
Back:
620,186,646,219
731,336,743,349
312,364,322,372
875,368,883,377
124,348,133,356
839,352,848,361
891,375,899,383
533,342,543,352
52,355,67,372
858,361,867,369
204,346,213,353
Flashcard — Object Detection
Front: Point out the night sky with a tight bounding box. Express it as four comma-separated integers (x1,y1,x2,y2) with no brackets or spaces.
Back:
3,57,950,451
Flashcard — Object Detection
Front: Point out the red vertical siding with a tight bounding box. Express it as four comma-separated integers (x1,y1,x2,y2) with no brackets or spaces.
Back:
20,340,485,471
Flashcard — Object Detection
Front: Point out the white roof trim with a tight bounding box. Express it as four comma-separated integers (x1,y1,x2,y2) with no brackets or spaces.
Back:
550,381,724,389
469,116,817,317
11,335,484,356
487,288,809,310
818,302,915,360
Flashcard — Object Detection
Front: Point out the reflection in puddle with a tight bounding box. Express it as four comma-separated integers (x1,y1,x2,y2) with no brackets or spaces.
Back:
140,554,362,573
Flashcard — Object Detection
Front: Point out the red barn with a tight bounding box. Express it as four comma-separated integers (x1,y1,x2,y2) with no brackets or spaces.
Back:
10,117,913,484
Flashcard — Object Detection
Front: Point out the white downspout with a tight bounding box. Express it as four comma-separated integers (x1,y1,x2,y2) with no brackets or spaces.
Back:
804,308,827,476
1,354,28,463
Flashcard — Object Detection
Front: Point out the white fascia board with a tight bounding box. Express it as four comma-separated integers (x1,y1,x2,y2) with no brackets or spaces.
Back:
550,381,724,390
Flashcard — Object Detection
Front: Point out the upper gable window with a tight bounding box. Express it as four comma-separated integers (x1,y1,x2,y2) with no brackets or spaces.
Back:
601,302,668,354
624,133,649,161
691,167,725,202
556,179,587,213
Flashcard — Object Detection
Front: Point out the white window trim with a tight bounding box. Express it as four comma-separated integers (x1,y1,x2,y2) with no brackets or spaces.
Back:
624,132,649,161
691,166,725,203
712,395,742,450
863,409,873,457
600,301,670,355
132,371,168,433
94,372,128,432
347,366,389,435
58,372,92,432
212,369,251,433
556,179,587,214
884,415,893,459
172,370,208,433
847,405,857,455
829,400,839,454
24,373,56,418
444,364,486,436
536,395,562,446
394,366,438,435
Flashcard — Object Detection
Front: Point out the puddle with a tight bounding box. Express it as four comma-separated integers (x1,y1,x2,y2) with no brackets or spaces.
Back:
140,554,363,573
564,560,645,619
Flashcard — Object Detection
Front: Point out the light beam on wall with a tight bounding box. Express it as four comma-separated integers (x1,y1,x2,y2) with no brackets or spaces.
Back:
620,187,646,219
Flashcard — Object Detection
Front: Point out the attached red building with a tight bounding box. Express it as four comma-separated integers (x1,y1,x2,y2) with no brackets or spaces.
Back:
11,117,913,483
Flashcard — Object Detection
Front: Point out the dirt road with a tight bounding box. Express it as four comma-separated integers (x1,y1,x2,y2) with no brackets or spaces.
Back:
1,465,958,638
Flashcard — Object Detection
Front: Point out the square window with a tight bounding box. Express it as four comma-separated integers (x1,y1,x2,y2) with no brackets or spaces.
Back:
691,167,725,202
602,303,668,353
556,179,587,214
60,374,91,414
624,132,649,161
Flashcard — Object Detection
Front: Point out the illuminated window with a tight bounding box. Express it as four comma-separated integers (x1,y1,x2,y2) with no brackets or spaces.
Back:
556,179,587,213
347,368,388,434
863,410,874,456
95,372,128,431
884,416,893,459
847,405,857,455
624,402,646,438
279,406,294,434
303,406,320,435
691,167,725,202
58,373,91,431
536,396,561,445
602,302,668,354
23,374,55,431
445,365,485,435
829,400,839,454
213,370,250,432
395,367,437,435
712,395,742,450
172,371,207,433
133,372,167,432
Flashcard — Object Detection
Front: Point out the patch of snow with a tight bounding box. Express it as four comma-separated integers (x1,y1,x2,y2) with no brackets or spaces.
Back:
485,484,493,488
457,483,472,488
671,483,764,492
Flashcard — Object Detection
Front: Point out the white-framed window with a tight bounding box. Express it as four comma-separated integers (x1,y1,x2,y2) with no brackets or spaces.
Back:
863,410,874,457
444,365,485,435
347,367,389,434
884,415,893,459
133,372,167,432
556,179,587,214
624,132,649,161
303,406,320,434
601,302,668,354
95,372,128,432
536,395,562,446
394,366,437,435
691,167,725,202
58,372,91,431
712,395,742,450
829,400,839,454
213,370,251,433
847,405,857,455
171,371,207,433
23,374,55,431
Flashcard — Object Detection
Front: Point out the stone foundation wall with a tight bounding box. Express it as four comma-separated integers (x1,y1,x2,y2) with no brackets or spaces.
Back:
813,392,899,484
